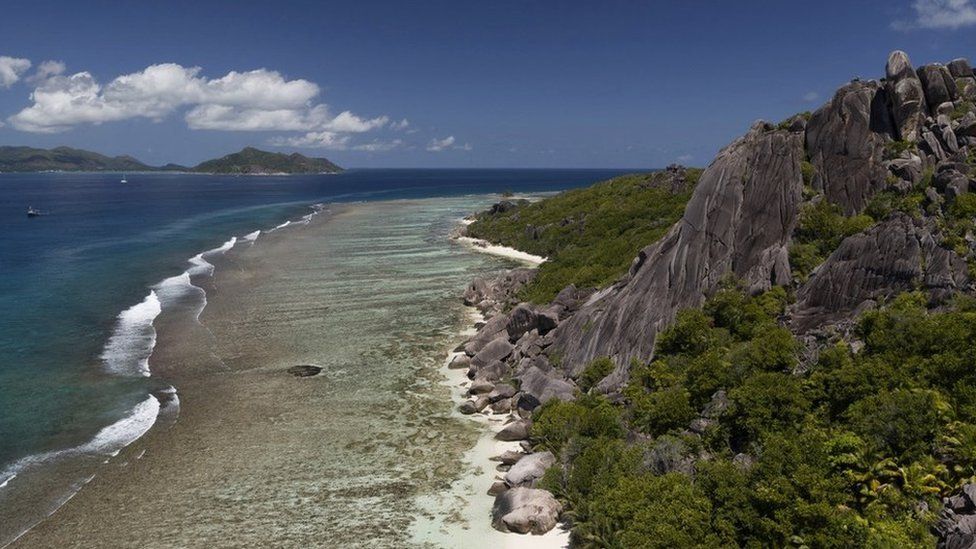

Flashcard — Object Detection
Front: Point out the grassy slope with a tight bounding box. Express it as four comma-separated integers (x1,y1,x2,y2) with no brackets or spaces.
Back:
466,170,699,303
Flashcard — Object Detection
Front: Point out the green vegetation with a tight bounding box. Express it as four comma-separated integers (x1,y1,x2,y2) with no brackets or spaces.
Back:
883,140,917,160
776,111,813,131
950,100,974,121
534,287,976,547
577,357,615,393
789,200,874,280
0,145,173,172
465,171,698,302
192,147,342,174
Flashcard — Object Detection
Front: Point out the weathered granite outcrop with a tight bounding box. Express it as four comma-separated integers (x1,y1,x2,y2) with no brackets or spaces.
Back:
936,484,976,549
547,122,805,389
806,80,895,214
887,50,927,142
792,213,970,332
492,487,562,535
918,63,958,113
504,451,555,487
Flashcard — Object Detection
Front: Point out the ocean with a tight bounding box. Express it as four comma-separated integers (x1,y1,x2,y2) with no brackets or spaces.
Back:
0,169,627,546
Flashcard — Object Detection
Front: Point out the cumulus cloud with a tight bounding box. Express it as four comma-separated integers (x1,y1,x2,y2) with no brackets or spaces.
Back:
676,154,694,163
7,61,394,142
895,0,976,29
269,131,404,151
802,91,820,102
390,118,410,131
426,135,471,152
269,130,351,149
0,56,31,88
27,60,65,84
354,139,404,152
427,136,455,151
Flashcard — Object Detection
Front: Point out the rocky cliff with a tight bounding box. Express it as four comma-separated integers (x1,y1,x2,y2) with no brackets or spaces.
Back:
547,50,975,387
453,50,976,544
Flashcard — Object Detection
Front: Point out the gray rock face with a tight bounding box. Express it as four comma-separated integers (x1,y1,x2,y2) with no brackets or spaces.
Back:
492,487,562,535
793,214,970,331
548,123,804,384
886,50,927,142
504,451,555,487
518,365,577,405
463,315,509,356
447,354,470,370
958,112,976,138
918,64,957,112
948,58,975,79
496,419,532,441
470,338,515,369
505,304,558,341
936,483,976,549
806,80,894,214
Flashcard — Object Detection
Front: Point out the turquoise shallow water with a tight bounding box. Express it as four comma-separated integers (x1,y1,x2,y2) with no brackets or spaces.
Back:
0,169,628,545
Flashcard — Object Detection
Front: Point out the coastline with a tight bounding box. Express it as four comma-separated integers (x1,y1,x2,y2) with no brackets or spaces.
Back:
8,196,545,548
0,203,331,547
410,304,570,549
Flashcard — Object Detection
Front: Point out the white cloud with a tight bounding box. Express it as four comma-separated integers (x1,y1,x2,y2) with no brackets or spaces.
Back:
0,56,31,88
426,135,471,152
322,111,389,133
269,131,351,149
8,62,392,140
802,91,820,102
27,60,65,84
427,136,455,151
390,118,409,131
676,154,694,163
895,0,976,29
354,139,404,152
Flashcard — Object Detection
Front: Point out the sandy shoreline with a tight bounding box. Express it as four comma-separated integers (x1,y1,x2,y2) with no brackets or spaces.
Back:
409,306,570,548
9,197,561,549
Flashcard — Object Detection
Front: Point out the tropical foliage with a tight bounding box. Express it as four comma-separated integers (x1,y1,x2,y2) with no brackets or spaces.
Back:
533,287,976,547
465,171,698,302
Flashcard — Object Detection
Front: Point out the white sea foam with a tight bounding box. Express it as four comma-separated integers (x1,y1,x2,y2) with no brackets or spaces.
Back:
80,396,160,456
188,236,238,277
0,473,15,490
0,395,160,480
100,291,162,377
272,220,292,230
241,230,260,243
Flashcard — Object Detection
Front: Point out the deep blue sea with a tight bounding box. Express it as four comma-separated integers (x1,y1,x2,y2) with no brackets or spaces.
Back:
0,169,627,505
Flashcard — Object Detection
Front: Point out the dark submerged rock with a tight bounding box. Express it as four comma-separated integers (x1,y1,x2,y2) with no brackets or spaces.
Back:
286,365,322,377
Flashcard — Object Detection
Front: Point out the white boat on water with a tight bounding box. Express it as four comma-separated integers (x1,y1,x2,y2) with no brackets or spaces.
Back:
120,174,128,184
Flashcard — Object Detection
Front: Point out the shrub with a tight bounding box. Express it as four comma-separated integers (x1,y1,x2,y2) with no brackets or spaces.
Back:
583,473,729,548
655,309,715,356
845,389,946,460
531,395,624,454
801,160,816,186
883,140,916,160
466,171,695,302
950,193,976,219
791,200,874,279
727,372,810,442
628,386,696,437
577,356,615,393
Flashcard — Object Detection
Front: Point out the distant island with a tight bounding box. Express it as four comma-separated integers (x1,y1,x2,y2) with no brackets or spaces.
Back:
0,146,342,175
193,147,342,175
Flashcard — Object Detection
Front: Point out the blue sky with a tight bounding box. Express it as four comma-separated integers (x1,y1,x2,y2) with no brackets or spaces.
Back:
0,0,974,168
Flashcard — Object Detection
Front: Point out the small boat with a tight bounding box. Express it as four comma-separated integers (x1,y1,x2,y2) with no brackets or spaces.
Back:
120,174,128,184
27,206,41,218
